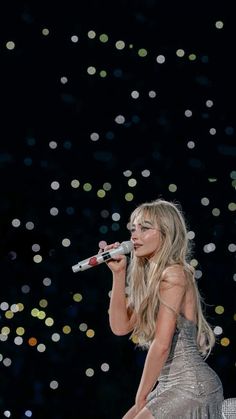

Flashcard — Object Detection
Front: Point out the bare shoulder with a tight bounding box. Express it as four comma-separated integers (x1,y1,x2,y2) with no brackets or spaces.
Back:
161,264,187,288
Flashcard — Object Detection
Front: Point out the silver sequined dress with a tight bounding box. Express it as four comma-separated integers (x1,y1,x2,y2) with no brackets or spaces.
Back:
146,314,224,418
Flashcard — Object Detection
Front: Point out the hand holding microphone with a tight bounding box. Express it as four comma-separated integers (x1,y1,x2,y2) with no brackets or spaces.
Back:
72,240,133,273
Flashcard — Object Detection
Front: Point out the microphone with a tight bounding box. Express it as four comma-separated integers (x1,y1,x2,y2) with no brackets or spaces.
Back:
72,240,133,273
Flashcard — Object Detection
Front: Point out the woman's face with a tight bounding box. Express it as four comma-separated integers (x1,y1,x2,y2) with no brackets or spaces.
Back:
130,214,162,260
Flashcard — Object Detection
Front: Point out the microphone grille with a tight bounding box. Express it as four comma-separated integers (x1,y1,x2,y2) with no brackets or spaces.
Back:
121,240,133,254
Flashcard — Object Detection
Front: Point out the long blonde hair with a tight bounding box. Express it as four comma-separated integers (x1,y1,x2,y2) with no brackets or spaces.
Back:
126,198,215,358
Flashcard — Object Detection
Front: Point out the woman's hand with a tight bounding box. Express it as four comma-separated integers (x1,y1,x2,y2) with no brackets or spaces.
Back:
101,242,127,274
135,389,147,414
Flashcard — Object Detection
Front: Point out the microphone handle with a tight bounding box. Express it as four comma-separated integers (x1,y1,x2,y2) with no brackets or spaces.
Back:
72,251,113,273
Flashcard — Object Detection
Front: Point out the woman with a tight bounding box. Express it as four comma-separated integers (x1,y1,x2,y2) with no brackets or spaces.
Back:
105,199,224,418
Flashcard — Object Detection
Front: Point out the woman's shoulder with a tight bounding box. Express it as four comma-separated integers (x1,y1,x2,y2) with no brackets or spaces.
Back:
161,264,188,286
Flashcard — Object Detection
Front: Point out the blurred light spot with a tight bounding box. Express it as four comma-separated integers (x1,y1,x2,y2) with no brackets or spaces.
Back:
168,184,177,192
176,49,185,57
12,218,21,227
101,363,110,372
100,70,107,78
49,141,58,149
3,411,11,417
206,100,213,108
90,132,99,141
50,207,59,216
21,285,30,294
26,221,34,230
17,303,24,312
215,20,224,29
123,170,132,177
85,368,94,377
115,115,125,124
79,323,88,332
71,179,80,188
187,141,195,149
37,343,46,352
115,40,125,50
16,327,25,336
38,311,46,320
99,33,108,43
86,329,95,338
43,277,51,286
187,231,195,239
141,169,150,177
194,270,202,279
112,213,120,221
209,128,216,135
45,317,54,326
212,208,220,216
50,380,59,389
83,183,92,192
5,311,14,319
51,181,60,190
228,243,236,252
156,54,165,63
0,302,9,311
185,109,192,117
51,333,60,342
25,410,33,418
189,54,197,61
14,336,23,345
97,189,106,198
215,306,224,314
214,326,223,335
103,182,111,191
73,293,83,302
71,35,78,43
131,90,139,99
101,210,109,218
125,193,134,201
31,308,39,317
88,30,96,39
87,66,96,75
63,325,71,334
6,41,15,50
33,254,42,263
1,327,10,335
10,304,19,313
62,238,71,247
203,243,216,253
112,223,120,231
220,337,230,346
148,90,156,98
190,259,198,267
39,299,48,308
99,225,108,234
128,178,137,187
42,28,49,36
28,337,37,346
60,76,68,84
201,197,209,206
32,244,40,252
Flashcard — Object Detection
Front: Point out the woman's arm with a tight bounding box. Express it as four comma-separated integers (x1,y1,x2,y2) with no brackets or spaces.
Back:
135,266,187,412
105,242,136,335
109,270,136,335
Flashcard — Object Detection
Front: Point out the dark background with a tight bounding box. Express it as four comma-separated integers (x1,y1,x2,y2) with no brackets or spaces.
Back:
0,1,235,418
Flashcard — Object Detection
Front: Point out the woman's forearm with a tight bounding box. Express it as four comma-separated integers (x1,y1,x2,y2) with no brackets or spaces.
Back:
109,271,131,335
136,339,170,399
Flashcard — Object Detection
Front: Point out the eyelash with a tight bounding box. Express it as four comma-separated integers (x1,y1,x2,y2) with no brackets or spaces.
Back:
130,226,150,233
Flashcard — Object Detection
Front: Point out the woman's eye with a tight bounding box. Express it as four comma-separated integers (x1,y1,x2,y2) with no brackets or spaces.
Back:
141,226,149,231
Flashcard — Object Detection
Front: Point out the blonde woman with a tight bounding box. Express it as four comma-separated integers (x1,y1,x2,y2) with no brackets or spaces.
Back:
105,199,223,418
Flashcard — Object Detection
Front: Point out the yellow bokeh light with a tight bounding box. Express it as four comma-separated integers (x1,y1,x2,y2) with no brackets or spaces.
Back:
138,48,148,57
63,325,71,334
99,34,108,43
73,293,83,302
1,327,10,335
31,308,39,317
125,192,134,202
128,178,137,187
38,311,46,320
215,305,224,315
5,311,14,319
39,299,48,308
220,337,230,347
16,327,25,336
83,183,92,192
86,329,95,338
45,317,54,327
97,189,106,198
17,303,24,311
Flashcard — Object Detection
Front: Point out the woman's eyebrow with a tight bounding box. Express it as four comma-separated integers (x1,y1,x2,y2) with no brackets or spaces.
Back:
132,220,153,226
